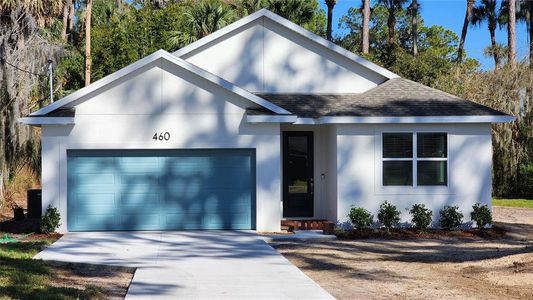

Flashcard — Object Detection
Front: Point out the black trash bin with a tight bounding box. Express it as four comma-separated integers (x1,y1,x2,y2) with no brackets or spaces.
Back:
27,189,42,219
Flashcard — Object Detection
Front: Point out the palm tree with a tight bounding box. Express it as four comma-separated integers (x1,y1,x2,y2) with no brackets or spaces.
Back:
471,0,501,69
265,0,314,26
458,0,475,63
378,0,408,46
85,0,93,86
168,0,234,49
408,0,420,56
508,0,516,67
361,0,370,54
325,0,336,41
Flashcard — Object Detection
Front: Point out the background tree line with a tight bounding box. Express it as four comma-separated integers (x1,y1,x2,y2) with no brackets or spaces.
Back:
0,0,531,208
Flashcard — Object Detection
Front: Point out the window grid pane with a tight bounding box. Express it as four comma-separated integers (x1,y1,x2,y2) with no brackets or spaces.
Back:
417,133,447,158
383,133,413,158
417,161,447,186
383,161,413,186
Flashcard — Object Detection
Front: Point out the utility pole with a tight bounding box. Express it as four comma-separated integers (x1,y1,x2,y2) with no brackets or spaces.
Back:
47,59,53,103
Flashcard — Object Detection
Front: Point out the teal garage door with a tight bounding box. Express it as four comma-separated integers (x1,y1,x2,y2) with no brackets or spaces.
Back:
67,149,255,231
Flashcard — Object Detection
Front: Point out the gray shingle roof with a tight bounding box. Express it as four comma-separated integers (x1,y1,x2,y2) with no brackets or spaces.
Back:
254,78,508,118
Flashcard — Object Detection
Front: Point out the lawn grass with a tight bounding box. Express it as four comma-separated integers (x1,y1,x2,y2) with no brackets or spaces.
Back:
493,198,533,208
0,235,104,300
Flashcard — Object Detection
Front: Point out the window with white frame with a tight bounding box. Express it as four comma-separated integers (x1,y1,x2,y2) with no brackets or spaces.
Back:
382,132,447,186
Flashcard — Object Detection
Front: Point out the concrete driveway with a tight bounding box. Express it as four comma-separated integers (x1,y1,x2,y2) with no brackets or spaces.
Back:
35,231,333,299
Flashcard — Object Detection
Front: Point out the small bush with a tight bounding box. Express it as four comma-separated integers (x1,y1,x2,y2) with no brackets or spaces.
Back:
409,204,433,229
439,205,463,230
40,206,61,233
348,207,373,229
471,203,492,229
377,201,401,230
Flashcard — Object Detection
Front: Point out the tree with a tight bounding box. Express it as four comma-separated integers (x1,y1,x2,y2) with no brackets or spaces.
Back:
471,0,501,69
508,0,516,67
361,0,370,53
0,1,63,204
378,0,408,46
85,0,93,86
408,0,420,56
527,1,533,69
325,0,336,41
458,0,475,63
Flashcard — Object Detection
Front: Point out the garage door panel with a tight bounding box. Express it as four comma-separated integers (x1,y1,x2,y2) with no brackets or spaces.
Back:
72,213,117,230
119,214,161,229
67,149,255,231
119,193,160,209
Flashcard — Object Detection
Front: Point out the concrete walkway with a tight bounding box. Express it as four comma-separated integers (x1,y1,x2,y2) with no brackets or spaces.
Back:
35,231,333,299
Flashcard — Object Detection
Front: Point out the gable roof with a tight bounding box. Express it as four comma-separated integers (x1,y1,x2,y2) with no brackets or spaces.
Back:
173,8,399,80
249,78,514,122
28,49,291,117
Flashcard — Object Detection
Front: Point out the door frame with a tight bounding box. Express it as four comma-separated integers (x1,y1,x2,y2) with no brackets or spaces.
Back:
282,131,314,218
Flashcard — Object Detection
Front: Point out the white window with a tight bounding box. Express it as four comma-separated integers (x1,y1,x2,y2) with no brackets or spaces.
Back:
382,132,447,187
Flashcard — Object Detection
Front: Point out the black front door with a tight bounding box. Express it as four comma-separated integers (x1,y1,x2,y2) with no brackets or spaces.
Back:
283,131,314,218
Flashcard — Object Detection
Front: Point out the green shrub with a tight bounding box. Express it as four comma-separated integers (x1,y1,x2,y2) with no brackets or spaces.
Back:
348,207,373,229
439,205,463,230
470,203,492,229
40,206,61,233
409,204,433,229
377,201,401,230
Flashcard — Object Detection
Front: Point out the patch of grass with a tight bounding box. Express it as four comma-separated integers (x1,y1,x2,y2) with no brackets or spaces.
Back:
493,198,533,208
0,234,105,300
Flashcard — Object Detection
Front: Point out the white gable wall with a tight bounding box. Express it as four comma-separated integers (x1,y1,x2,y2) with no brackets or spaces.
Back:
41,58,282,233
182,17,386,93
335,123,492,228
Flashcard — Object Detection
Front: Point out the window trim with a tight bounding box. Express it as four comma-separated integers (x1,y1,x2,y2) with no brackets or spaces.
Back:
377,129,450,193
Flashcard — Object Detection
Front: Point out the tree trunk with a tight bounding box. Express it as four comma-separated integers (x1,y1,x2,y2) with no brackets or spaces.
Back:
508,0,516,68
61,3,68,42
361,0,370,54
85,0,92,86
326,0,336,41
529,0,533,68
489,25,500,69
387,7,396,46
411,0,418,56
458,0,475,63
68,0,75,43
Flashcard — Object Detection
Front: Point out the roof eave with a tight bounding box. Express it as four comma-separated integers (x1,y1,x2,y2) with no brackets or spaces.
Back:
245,115,515,124
18,117,75,126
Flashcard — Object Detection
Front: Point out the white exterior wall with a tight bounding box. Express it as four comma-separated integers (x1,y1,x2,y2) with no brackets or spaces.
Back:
182,18,386,93
41,59,282,233
335,123,492,227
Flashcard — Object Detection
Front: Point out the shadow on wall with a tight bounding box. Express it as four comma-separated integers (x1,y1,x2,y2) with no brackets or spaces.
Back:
336,124,493,228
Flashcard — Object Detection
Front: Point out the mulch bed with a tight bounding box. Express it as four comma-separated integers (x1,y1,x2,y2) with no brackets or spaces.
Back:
335,226,508,240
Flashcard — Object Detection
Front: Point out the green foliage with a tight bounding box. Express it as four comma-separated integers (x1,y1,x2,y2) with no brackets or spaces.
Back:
40,206,61,233
439,205,463,230
470,203,492,228
377,201,401,229
337,4,479,87
436,63,533,198
518,164,533,198
348,207,374,229
409,204,433,229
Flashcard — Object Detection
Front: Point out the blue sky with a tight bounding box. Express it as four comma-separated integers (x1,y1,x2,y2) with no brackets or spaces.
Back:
318,0,530,70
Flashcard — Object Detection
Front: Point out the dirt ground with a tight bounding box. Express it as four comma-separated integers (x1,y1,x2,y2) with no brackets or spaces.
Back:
49,262,135,300
273,206,533,300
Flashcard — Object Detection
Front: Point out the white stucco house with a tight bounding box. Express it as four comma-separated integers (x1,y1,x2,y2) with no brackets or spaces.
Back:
21,9,513,233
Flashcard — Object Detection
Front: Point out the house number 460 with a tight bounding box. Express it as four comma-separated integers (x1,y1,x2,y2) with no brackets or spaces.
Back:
153,132,170,141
